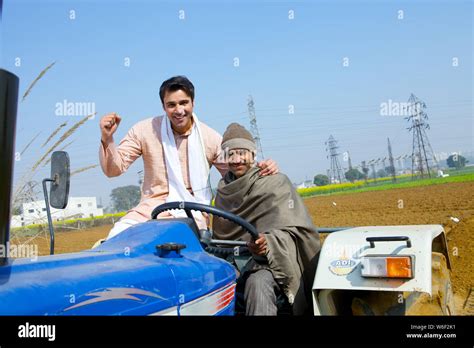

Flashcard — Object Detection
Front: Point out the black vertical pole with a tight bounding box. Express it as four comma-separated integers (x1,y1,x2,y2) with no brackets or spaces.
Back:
0,69,19,266
42,179,55,255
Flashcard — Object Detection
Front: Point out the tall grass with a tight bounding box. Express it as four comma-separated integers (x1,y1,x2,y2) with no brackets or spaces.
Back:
21,61,56,102
13,113,95,207
31,113,95,172
71,164,99,176
41,121,67,147
43,140,75,166
20,131,41,155
13,62,97,217
11,62,106,244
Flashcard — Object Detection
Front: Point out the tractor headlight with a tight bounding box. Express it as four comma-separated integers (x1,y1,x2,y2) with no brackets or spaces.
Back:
360,255,414,279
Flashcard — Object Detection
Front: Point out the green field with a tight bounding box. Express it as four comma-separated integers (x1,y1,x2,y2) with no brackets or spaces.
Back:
11,212,126,237
298,167,474,198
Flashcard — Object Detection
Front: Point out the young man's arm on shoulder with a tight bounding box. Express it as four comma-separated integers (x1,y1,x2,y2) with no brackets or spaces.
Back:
205,124,229,176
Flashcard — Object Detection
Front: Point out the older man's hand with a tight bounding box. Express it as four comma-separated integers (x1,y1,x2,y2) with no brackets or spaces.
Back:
248,233,268,256
257,158,279,176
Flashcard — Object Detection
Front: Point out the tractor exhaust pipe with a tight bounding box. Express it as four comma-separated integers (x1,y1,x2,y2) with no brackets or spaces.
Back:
0,69,19,266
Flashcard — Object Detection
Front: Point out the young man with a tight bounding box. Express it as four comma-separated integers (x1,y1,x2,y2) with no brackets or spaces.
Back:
213,123,321,316
99,76,277,239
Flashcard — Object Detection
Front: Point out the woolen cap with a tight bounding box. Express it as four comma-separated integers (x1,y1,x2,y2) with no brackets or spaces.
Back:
221,123,257,152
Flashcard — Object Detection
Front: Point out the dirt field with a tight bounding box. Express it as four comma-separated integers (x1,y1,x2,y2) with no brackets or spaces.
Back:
14,181,474,315
12,225,111,256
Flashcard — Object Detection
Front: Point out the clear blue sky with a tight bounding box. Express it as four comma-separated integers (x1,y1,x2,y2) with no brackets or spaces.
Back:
1,0,472,207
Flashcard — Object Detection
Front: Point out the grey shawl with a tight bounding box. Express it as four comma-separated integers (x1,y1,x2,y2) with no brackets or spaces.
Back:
213,167,321,315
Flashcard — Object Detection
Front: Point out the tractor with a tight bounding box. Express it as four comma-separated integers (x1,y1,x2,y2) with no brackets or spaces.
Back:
0,69,454,316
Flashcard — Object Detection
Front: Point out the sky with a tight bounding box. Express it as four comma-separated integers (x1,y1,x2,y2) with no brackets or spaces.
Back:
1,0,472,208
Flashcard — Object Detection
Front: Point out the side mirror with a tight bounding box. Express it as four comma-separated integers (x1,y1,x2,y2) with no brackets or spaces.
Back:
42,151,70,255
49,151,70,209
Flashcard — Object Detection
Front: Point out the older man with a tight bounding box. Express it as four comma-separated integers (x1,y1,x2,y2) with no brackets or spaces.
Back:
98,76,278,240
213,123,321,316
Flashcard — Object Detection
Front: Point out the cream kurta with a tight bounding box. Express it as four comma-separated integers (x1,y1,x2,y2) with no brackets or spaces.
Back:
99,116,228,222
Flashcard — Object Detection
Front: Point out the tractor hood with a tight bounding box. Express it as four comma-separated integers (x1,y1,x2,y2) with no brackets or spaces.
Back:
0,220,236,315
313,225,445,295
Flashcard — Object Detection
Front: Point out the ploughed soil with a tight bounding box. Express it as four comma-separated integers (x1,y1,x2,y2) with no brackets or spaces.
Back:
13,181,474,315
11,224,112,255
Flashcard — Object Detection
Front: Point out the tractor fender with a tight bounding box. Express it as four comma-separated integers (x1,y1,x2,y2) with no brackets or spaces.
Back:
312,225,447,296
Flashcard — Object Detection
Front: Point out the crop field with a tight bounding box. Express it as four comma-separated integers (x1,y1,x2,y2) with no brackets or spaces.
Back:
298,169,474,197
13,180,474,315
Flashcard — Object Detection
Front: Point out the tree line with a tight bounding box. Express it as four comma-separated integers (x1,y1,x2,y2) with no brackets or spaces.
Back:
313,154,468,186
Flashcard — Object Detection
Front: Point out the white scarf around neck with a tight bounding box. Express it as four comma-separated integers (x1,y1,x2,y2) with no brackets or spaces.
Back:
161,113,212,219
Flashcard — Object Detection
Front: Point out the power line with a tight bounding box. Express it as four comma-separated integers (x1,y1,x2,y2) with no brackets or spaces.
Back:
325,135,345,183
406,93,439,179
248,95,265,160
387,137,396,183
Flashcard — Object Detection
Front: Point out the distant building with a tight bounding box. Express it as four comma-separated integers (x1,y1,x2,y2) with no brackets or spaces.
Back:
397,169,411,175
437,170,449,178
296,180,315,189
11,197,104,228
10,215,23,229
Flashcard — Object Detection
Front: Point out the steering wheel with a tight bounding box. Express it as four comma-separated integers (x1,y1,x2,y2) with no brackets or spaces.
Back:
151,201,259,255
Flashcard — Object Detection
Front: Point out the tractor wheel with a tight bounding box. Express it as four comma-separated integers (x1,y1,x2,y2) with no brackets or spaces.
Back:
405,252,455,315
351,252,455,315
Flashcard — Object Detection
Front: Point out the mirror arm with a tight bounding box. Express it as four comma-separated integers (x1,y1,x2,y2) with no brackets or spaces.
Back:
42,178,55,255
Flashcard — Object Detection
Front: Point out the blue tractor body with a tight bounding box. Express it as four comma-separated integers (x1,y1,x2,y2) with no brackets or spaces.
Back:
0,220,237,315
0,69,237,316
